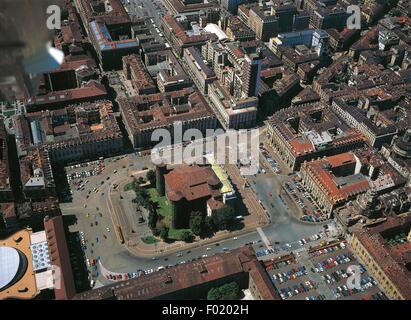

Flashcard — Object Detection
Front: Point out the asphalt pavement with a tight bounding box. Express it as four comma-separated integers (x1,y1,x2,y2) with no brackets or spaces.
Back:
61,151,328,287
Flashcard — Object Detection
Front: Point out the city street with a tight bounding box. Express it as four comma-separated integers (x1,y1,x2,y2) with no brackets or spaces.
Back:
60,145,329,287
123,0,167,26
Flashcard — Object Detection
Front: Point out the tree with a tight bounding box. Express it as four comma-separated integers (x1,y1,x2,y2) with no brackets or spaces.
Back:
212,205,236,231
159,225,169,240
137,177,145,185
189,211,204,236
146,170,156,186
207,287,222,300
207,282,240,300
179,230,193,243
148,209,158,229
205,216,215,230
219,282,240,300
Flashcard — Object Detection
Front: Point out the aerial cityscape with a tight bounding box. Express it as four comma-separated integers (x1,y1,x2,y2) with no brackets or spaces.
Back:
0,0,411,305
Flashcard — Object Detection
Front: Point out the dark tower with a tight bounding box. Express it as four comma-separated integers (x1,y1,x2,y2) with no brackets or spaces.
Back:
155,163,167,196
242,50,262,98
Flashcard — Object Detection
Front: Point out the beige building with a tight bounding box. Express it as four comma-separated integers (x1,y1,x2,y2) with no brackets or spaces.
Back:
349,214,411,300
208,80,257,129
300,152,370,217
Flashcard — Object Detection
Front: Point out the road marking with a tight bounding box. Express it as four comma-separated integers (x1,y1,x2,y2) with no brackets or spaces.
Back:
256,227,272,249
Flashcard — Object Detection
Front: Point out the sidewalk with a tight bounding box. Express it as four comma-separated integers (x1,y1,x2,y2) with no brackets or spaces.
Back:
107,162,270,258
125,223,263,257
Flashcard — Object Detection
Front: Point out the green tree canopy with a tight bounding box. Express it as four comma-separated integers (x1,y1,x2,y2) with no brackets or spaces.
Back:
211,205,236,231
207,282,240,300
148,209,158,229
189,211,204,236
159,225,169,240
146,170,156,186
179,230,193,243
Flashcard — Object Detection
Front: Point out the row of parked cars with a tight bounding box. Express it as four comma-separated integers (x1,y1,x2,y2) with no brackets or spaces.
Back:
333,276,378,299
272,266,307,283
104,269,145,281
313,253,354,273
305,295,326,300
256,248,275,257
321,269,350,284
278,280,316,300
370,292,388,300
67,160,105,183
261,148,281,174
310,242,346,257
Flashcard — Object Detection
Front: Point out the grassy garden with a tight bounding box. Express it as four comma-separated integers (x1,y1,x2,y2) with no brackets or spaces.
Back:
140,235,159,244
147,188,192,241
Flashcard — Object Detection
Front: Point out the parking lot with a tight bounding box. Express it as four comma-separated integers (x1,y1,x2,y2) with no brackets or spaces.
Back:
265,253,322,300
308,241,387,300
263,240,389,300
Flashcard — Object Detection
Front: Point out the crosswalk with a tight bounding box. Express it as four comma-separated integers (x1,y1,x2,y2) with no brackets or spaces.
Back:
256,227,273,250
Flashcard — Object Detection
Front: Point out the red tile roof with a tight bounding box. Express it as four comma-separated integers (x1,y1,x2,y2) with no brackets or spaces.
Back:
74,245,278,300
302,152,370,205
353,214,411,299
44,215,76,300
165,165,221,202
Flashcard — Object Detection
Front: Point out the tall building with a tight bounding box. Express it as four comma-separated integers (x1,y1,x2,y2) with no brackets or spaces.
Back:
248,4,309,42
242,51,262,98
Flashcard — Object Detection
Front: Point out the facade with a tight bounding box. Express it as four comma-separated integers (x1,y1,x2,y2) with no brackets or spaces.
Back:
350,214,411,300
43,215,76,300
26,81,107,112
75,0,138,70
300,152,370,217
44,55,98,92
208,80,257,129
17,100,123,164
163,0,218,16
0,121,13,202
303,0,348,29
266,103,366,170
183,47,217,94
224,16,256,42
122,54,157,95
88,21,139,70
248,4,309,42
242,52,262,98
331,97,398,148
119,88,217,149
270,29,329,57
